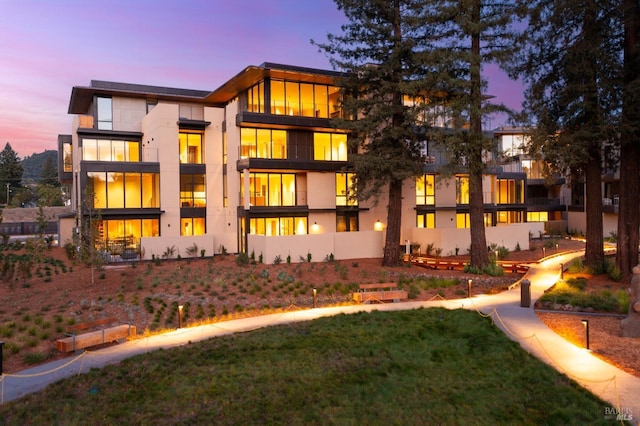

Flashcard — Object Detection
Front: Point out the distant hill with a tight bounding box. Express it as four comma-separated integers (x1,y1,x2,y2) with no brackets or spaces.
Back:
21,150,57,184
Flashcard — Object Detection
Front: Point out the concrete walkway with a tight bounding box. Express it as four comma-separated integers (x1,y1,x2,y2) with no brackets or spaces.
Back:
2,253,639,423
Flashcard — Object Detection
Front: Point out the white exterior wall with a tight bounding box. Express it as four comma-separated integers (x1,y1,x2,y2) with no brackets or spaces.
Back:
112,97,146,132
248,230,383,264
411,222,542,256
204,106,237,252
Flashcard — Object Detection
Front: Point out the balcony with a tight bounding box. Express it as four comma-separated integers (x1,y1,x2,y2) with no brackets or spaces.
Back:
602,196,619,214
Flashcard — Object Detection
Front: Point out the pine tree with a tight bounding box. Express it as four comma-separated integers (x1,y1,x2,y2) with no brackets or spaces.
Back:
422,0,520,268
511,0,622,270
314,0,435,266
617,0,640,282
0,143,23,205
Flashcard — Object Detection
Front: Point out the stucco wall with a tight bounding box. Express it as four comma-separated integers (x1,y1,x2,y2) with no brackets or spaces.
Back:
410,222,543,256
248,230,384,264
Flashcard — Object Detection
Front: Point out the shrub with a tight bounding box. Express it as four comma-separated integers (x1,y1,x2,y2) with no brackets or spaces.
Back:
236,252,250,266
273,255,282,265
483,262,504,277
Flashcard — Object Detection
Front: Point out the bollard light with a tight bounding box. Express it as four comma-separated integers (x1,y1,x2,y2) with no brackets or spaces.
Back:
313,288,317,308
560,262,564,280
467,279,472,298
581,319,590,349
178,305,184,329
543,247,546,258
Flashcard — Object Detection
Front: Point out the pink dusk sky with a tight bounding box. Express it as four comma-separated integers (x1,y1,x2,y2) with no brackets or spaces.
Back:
0,0,523,158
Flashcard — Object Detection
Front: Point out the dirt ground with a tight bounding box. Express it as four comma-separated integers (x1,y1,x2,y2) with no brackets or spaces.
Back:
1,238,638,380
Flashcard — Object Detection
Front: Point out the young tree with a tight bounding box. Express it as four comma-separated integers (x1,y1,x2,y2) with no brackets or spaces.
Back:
0,143,23,205
616,0,640,282
314,0,436,266
511,0,622,270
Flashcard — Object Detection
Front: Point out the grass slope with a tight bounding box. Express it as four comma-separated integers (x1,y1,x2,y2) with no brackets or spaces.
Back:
0,308,617,425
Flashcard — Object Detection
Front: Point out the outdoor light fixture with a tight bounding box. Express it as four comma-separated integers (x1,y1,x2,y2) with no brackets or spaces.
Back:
468,279,472,298
560,263,564,280
178,305,184,329
581,319,590,349
556,243,559,252
313,288,317,308
311,222,319,233
543,247,546,258
374,220,383,231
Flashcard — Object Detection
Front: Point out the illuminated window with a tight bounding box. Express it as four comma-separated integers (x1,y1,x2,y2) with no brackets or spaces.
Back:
456,176,469,204
242,172,296,207
456,213,493,228
180,174,206,207
496,178,524,204
88,172,160,209
181,217,205,236
98,218,159,253
336,173,357,206
96,97,112,130
269,79,342,118
416,174,435,205
527,211,548,222
179,132,203,164
314,133,347,161
497,211,524,224
417,212,435,228
63,142,72,172
249,216,307,236
336,211,359,232
82,139,140,162
240,128,287,159
247,81,264,113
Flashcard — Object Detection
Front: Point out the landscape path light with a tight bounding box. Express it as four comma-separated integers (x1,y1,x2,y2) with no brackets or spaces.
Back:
581,319,590,349
178,305,184,329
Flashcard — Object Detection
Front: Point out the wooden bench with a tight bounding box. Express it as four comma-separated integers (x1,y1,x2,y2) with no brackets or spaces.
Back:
56,317,136,353
353,283,408,303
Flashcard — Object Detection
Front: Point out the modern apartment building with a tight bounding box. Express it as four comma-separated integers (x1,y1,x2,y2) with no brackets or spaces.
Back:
59,63,541,262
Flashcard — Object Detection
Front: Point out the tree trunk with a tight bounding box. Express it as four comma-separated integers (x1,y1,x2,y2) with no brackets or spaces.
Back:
584,149,605,270
468,0,489,269
469,168,489,268
617,0,640,282
383,178,403,267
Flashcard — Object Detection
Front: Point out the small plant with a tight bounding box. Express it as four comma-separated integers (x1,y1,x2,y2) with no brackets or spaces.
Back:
185,243,199,258
219,245,228,255
286,254,291,264
162,245,177,259
236,252,250,266
200,249,206,258
273,255,282,265
324,253,335,262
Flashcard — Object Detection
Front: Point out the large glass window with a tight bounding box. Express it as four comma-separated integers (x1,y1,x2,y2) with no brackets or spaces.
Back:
416,174,435,205
82,139,140,162
496,178,524,204
240,128,287,159
97,97,112,130
527,211,548,222
247,81,264,113
179,132,203,164
181,217,205,236
180,174,206,207
98,218,159,253
456,213,493,228
497,211,524,224
456,176,469,204
314,133,347,161
336,173,357,206
88,172,160,209
268,79,342,118
249,216,307,236
242,173,296,207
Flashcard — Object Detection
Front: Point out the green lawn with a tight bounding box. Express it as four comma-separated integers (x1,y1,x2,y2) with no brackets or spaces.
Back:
0,308,618,425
